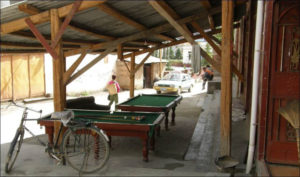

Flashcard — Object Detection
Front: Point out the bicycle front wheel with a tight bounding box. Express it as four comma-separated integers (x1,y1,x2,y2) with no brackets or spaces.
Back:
62,126,110,174
5,129,24,173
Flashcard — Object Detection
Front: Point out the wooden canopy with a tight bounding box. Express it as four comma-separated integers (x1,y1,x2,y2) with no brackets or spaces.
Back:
1,0,248,155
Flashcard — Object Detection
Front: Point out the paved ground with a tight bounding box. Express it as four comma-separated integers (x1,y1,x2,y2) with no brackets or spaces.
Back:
1,82,231,176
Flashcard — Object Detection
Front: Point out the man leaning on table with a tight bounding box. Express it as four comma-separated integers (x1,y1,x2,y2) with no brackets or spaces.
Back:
106,75,120,110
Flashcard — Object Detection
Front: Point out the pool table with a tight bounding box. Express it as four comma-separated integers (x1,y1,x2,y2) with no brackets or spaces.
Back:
38,109,164,162
117,94,182,130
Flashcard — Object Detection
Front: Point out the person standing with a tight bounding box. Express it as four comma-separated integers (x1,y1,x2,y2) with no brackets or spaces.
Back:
106,75,120,110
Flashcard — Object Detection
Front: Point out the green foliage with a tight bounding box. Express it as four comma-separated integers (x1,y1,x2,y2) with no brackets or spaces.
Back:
175,48,182,59
169,47,175,59
80,91,89,96
205,43,212,57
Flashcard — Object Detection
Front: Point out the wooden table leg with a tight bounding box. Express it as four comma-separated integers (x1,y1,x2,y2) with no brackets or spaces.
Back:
156,125,161,137
142,138,149,162
171,106,176,126
45,126,54,145
150,131,155,151
164,111,169,131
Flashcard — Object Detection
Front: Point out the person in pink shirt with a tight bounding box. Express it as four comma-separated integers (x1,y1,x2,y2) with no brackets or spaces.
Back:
106,75,120,110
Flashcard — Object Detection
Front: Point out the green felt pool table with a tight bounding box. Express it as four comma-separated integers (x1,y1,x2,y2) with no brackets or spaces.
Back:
38,109,164,162
117,94,183,130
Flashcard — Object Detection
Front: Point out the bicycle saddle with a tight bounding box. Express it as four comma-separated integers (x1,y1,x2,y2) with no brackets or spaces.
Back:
51,111,74,126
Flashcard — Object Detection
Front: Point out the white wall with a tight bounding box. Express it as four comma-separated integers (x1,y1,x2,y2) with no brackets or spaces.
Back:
45,54,117,96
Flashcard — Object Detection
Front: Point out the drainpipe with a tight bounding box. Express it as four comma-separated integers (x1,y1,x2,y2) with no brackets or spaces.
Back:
245,0,264,174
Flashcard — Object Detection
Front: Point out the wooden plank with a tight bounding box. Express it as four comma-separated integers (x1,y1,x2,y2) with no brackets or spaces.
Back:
117,44,123,61
149,1,194,43
18,4,40,15
1,1,105,35
51,0,82,49
0,42,78,50
67,48,114,84
220,0,233,157
130,53,135,98
63,50,87,85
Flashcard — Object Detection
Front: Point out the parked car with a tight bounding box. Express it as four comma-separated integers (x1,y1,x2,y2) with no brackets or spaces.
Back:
153,72,195,94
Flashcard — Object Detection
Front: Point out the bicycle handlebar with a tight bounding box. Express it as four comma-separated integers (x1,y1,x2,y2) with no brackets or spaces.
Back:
9,101,42,114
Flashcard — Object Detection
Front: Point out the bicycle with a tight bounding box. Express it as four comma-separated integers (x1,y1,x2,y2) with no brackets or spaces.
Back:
4,101,110,174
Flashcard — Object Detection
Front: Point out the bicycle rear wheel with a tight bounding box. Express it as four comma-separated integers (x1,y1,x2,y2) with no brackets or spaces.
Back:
5,129,24,173
62,126,110,173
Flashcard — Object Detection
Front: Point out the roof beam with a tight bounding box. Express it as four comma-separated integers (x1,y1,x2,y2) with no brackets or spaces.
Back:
51,0,83,49
200,0,215,29
64,7,221,56
149,1,193,38
5,31,96,46
97,3,174,42
18,4,40,15
1,1,106,35
149,1,196,45
67,47,115,84
0,42,78,50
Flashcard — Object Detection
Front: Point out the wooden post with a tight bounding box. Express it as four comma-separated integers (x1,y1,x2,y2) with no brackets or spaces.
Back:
130,52,135,98
159,49,163,78
220,0,233,157
51,9,66,142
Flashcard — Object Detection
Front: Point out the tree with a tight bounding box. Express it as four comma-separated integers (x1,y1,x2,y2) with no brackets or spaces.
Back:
175,48,182,59
169,47,175,59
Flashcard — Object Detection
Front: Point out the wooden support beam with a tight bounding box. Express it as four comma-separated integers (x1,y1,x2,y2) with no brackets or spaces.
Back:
63,50,87,85
122,60,130,73
67,48,114,84
220,0,233,157
200,47,221,72
97,3,174,42
25,18,59,60
51,0,82,49
51,8,66,144
18,4,40,15
133,50,155,74
1,1,106,35
123,26,228,59
191,22,221,55
200,0,215,29
65,7,221,56
117,44,123,61
130,53,135,98
208,34,221,45
149,1,193,43
159,49,163,78
192,22,244,82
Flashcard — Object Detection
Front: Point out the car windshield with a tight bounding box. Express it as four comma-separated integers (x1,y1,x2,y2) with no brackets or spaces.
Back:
162,73,181,81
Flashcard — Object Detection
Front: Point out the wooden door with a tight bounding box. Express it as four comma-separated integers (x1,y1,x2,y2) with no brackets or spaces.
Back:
266,1,300,165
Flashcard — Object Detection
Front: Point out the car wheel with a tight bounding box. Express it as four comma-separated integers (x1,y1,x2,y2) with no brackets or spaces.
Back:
156,90,161,94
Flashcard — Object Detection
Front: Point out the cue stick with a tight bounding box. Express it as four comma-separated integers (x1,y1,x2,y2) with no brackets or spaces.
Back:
75,115,145,122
